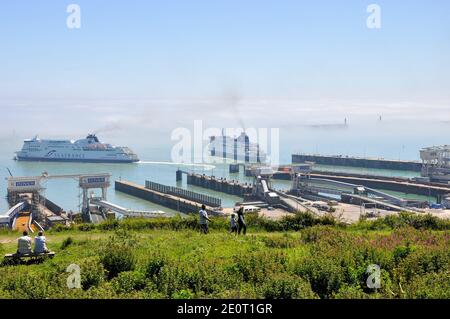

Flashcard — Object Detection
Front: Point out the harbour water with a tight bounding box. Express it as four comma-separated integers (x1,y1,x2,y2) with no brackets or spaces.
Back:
0,131,443,213
1,99,449,213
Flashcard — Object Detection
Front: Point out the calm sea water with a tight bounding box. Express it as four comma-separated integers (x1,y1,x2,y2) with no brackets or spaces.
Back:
2,99,449,212
1,118,445,213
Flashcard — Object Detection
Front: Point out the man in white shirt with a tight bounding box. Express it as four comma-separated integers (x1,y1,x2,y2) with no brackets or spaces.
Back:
34,231,49,254
199,205,211,234
17,231,32,255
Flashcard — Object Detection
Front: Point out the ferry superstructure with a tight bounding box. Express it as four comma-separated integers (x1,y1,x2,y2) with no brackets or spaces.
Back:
15,134,139,163
208,132,267,163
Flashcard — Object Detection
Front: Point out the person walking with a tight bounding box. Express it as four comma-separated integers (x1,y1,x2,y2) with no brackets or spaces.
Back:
199,204,211,234
229,213,238,235
237,206,247,235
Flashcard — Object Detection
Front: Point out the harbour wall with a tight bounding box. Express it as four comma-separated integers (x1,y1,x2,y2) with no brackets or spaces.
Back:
309,173,450,198
115,180,219,214
181,171,253,197
292,154,423,172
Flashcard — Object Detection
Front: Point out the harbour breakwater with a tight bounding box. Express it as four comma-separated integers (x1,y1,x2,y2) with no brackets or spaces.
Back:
115,180,222,214
292,154,423,172
178,170,253,197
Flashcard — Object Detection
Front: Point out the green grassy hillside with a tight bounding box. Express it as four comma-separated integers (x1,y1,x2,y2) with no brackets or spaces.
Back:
0,213,449,299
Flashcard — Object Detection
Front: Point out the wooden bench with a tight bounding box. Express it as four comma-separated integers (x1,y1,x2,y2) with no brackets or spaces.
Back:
3,252,56,265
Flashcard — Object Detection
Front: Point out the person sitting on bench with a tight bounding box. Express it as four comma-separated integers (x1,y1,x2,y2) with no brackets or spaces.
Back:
34,231,49,254
17,231,32,255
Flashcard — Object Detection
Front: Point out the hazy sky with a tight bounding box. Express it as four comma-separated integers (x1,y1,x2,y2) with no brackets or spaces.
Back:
0,0,449,101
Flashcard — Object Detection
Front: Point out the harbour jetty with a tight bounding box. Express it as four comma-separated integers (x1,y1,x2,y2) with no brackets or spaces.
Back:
115,180,222,214
179,170,253,197
309,173,450,199
292,154,422,172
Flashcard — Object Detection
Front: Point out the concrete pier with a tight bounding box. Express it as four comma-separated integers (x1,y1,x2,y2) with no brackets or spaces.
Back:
145,180,221,208
309,173,450,199
115,180,221,214
182,171,253,197
267,167,449,200
293,154,423,172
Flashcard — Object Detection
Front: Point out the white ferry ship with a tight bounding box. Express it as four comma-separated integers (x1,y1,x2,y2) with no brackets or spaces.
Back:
15,134,139,163
208,132,267,163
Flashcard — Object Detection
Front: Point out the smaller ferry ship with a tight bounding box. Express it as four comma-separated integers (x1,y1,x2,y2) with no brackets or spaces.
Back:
208,131,267,163
15,134,139,163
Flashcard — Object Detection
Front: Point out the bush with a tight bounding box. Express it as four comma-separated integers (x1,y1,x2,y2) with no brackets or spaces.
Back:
333,286,373,299
294,256,345,299
172,289,194,299
261,233,298,248
100,231,137,279
227,251,287,284
111,271,147,294
404,271,450,299
145,253,167,278
301,226,350,245
353,212,450,231
60,237,74,250
77,223,96,232
280,212,319,230
261,274,317,299
98,219,120,231
94,212,339,234
79,258,106,290
393,243,415,263
395,248,449,282
5,271,59,299
51,224,71,232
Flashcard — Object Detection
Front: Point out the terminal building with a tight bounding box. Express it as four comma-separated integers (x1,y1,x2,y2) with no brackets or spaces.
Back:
420,145,450,183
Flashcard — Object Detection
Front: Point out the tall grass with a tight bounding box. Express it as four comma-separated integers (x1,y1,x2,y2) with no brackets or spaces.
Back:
0,212,448,299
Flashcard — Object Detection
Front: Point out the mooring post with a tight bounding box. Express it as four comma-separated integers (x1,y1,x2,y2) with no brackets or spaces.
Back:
176,170,183,182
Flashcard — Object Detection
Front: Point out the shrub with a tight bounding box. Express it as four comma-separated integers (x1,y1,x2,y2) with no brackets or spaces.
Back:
260,274,317,299
92,212,340,233
301,226,350,245
6,271,58,299
77,223,96,232
101,246,136,279
79,257,106,290
395,248,449,281
393,243,415,263
294,256,345,299
404,271,450,299
172,289,194,299
333,286,372,299
100,231,137,279
60,237,74,250
98,219,120,231
227,251,287,284
111,271,147,294
145,253,167,278
261,233,298,248
52,224,71,232
353,212,450,231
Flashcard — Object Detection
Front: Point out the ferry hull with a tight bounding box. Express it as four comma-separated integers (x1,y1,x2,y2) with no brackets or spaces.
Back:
16,156,139,164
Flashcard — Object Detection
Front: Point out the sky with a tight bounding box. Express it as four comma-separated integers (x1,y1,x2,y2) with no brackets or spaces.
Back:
0,0,449,160
1,0,450,213
0,0,449,101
